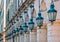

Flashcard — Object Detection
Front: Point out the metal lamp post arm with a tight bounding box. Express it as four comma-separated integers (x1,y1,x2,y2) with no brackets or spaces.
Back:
39,0,40,12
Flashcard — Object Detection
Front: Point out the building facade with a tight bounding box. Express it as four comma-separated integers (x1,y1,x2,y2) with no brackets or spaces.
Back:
0,0,60,42
0,0,4,42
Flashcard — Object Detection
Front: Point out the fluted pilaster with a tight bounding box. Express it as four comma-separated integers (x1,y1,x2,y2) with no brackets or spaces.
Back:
24,32,30,42
47,20,60,42
37,24,47,42
30,28,37,42
20,34,24,42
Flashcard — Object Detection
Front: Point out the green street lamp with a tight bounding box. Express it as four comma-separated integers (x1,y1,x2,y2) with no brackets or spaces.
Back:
19,26,24,35
23,9,28,33
36,12,43,28
36,0,44,28
23,22,28,33
28,3,35,31
48,0,57,24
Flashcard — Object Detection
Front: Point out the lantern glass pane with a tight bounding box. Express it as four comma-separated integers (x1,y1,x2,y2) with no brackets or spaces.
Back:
23,27,28,32
48,12,57,21
28,24,34,30
53,12,57,21
20,30,23,34
36,19,43,27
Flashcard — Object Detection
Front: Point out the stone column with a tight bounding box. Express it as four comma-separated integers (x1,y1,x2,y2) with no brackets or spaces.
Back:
9,39,11,42
47,20,60,42
19,34,20,42
37,24,47,42
18,35,20,42
16,36,18,42
16,35,18,42
5,39,7,42
30,28,37,42
10,38,12,42
8,39,9,42
12,36,16,42
16,34,20,42
24,32,30,42
20,34,24,42
14,36,16,42
7,39,8,42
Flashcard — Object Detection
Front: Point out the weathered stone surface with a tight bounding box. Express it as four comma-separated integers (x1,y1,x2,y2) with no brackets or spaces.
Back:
20,35,24,42
37,28,47,42
47,20,60,42
30,29,37,42
24,33,30,42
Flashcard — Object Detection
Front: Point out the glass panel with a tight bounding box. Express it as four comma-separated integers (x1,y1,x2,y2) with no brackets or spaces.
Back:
48,12,56,21
48,13,53,21
36,19,43,27
28,24,34,30
53,12,57,21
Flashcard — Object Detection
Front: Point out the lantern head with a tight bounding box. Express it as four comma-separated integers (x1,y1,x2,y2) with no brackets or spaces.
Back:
48,3,57,23
36,12,43,28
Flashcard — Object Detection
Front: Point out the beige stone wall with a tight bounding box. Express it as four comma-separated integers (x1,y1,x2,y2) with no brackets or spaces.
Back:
24,33,30,42
30,29,37,42
47,20,60,42
37,28,47,42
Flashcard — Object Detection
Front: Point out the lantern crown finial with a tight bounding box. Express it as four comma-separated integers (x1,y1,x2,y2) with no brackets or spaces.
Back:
50,3,54,8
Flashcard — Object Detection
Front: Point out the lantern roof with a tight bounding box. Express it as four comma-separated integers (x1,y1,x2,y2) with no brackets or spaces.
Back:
36,12,43,20
28,18,34,24
30,3,34,8
19,26,23,30
13,30,16,33
20,16,22,18
24,10,27,13
23,22,28,27
48,2,57,13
